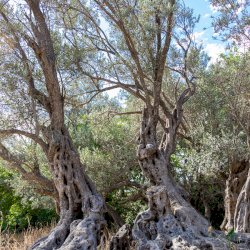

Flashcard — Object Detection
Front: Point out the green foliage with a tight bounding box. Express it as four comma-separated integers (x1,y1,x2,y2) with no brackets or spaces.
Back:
0,165,58,232
70,108,140,192
210,0,250,45
171,145,225,228
226,228,235,241
106,189,147,225
171,51,250,229
68,103,149,224
0,166,16,230
6,203,57,231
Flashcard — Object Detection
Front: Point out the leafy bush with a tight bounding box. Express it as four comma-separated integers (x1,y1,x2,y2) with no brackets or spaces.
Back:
0,165,58,232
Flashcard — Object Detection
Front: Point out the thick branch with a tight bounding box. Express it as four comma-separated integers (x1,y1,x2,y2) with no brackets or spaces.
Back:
103,179,147,196
25,0,64,129
0,142,27,175
0,142,55,198
0,129,48,153
0,9,51,113
95,0,151,106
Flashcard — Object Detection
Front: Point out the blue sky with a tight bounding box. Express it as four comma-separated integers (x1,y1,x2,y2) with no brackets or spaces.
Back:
185,0,225,63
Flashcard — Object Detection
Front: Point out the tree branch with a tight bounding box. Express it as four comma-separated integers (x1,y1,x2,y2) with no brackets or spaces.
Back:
0,8,52,113
0,142,55,198
0,129,48,153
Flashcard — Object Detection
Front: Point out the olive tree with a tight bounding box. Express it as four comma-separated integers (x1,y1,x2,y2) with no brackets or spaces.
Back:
0,1,106,249
210,0,250,233
60,0,236,248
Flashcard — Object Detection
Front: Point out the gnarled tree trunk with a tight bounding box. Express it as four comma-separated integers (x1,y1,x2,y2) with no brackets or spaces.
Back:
127,108,229,249
128,107,250,249
234,163,250,233
221,159,249,232
31,128,106,249
4,1,108,248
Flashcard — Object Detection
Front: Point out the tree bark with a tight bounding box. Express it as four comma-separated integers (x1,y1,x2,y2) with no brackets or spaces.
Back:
220,160,249,232
109,224,131,250
234,162,250,233
130,108,229,249
30,128,106,250
9,1,107,248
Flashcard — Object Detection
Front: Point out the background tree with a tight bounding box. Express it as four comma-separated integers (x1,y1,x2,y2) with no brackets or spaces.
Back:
183,51,250,233
210,0,250,233
210,0,250,47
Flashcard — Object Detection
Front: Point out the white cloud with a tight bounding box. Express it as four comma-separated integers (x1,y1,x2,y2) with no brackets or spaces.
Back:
107,88,120,98
193,31,205,41
212,32,220,38
204,43,225,64
203,13,210,18
192,31,209,46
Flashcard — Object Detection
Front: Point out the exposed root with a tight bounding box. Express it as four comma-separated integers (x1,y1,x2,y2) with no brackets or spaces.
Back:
30,194,106,250
30,213,105,250
58,213,106,250
130,185,250,250
29,220,71,250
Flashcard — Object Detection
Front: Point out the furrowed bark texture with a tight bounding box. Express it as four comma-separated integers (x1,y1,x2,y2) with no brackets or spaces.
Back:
18,1,107,248
109,224,131,250
30,129,106,250
234,163,250,233
130,108,231,249
221,160,249,232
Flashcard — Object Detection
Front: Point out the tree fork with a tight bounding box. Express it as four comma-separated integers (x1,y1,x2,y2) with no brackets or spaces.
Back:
130,108,231,249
